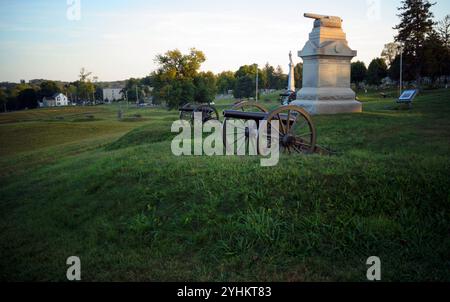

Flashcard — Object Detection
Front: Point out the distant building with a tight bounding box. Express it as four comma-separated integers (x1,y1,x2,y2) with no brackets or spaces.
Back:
103,88,124,102
41,93,69,107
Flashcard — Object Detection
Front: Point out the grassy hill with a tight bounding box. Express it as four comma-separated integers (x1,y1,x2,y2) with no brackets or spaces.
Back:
0,89,449,281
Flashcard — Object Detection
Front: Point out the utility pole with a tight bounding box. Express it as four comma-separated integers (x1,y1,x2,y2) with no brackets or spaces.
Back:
136,85,139,105
399,43,403,97
255,64,259,102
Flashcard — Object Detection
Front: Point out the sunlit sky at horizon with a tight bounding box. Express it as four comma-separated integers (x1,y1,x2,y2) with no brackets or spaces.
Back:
0,0,449,82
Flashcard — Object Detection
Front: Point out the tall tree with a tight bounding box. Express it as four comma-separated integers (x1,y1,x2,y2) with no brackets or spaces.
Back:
366,58,388,85
381,42,400,67
351,61,368,85
216,71,236,94
233,64,262,98
194,71,217,104
294,63,303,89
421,30,448,81
233,75,255,99
39,81,60,98
262,63,276,89
77,68,95,101
152,48,207,108
272,65,287,90
0,88,7,112
17,88,38,109
393,0,435,85
154,48,205,79
437,14,450,48
123,78,141,102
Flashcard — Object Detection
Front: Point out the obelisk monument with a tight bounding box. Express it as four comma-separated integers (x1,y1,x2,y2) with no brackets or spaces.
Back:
292,13,362,114
287,51,295,92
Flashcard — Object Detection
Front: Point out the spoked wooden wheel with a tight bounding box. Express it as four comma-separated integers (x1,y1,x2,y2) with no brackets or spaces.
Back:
222,102,266,155
193,104,219,124
232,101,268,113
222,117,259,155
265,105,316,154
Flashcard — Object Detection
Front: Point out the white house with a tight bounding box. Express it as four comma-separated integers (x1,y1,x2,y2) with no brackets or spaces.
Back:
103,88,124,102
41,93,69,107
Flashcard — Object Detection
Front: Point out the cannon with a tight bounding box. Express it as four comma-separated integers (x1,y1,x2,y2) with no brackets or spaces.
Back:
304,13,343,28
179,103,219,124
222,101,317,154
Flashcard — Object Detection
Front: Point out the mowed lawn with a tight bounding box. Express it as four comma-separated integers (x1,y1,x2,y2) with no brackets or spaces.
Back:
0,89,449,281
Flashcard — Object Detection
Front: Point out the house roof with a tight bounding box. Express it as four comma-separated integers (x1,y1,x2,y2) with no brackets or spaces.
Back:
43,93,66,101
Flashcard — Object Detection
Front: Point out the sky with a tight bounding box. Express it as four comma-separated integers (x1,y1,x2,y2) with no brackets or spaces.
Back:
0,0,449,82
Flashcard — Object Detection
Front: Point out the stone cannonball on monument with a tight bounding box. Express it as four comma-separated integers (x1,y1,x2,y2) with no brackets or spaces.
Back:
292,13,362,115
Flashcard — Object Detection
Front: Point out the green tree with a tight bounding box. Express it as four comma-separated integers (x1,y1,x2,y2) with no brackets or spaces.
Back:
0,89,7,112
381,42,400,67
273,65,287,90
123,78,141,102
366,58,388,85
66,84,77,102
76,68,96,101
194,71,217,104
216,71,236,94
166,78,196,108
39,81,61,99
421,30,448,81
294,63,303,89
17,88,38,109
394,0,436,84
233,75,255,99
152,48,206,108
155,48,205,79
437,14,450,48
437,15,450,79
388,55,401,81
351,61,367,85
233,64,262,99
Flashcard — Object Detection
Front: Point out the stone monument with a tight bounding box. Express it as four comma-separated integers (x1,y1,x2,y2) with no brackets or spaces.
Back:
292,13,362,114
280,51,297,105
287,51,295,92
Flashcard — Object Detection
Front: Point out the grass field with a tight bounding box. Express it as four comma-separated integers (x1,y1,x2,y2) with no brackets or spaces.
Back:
0,89,449,281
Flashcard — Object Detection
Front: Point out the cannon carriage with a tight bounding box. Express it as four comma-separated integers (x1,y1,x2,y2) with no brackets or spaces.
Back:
222,101,317,154
179,103,219,124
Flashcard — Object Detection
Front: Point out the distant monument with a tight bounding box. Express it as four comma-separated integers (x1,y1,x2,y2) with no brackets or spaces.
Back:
280,51,297,105
292,13,362,114
287,51,295,92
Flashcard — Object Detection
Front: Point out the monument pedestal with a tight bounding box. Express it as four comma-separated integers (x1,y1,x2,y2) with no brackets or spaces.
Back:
293,100,362,115
294,13,362,115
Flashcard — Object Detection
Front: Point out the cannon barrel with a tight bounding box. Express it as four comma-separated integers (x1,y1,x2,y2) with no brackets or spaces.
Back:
304,13,327,20
223,110,268,121
223,110,297,122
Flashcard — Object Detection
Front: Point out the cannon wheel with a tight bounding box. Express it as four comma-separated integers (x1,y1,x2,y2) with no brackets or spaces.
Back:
232,101,268,113
179,103,193,121
222,102,267,154
264,105,316,154
192,104,219,124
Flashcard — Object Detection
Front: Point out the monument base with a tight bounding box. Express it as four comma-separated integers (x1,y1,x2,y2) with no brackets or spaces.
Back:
291,99,362,115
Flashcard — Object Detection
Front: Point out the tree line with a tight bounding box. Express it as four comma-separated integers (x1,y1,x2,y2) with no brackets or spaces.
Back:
351,1,449,88
0,68,100,111
1,0,448,112
148,48,301,108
